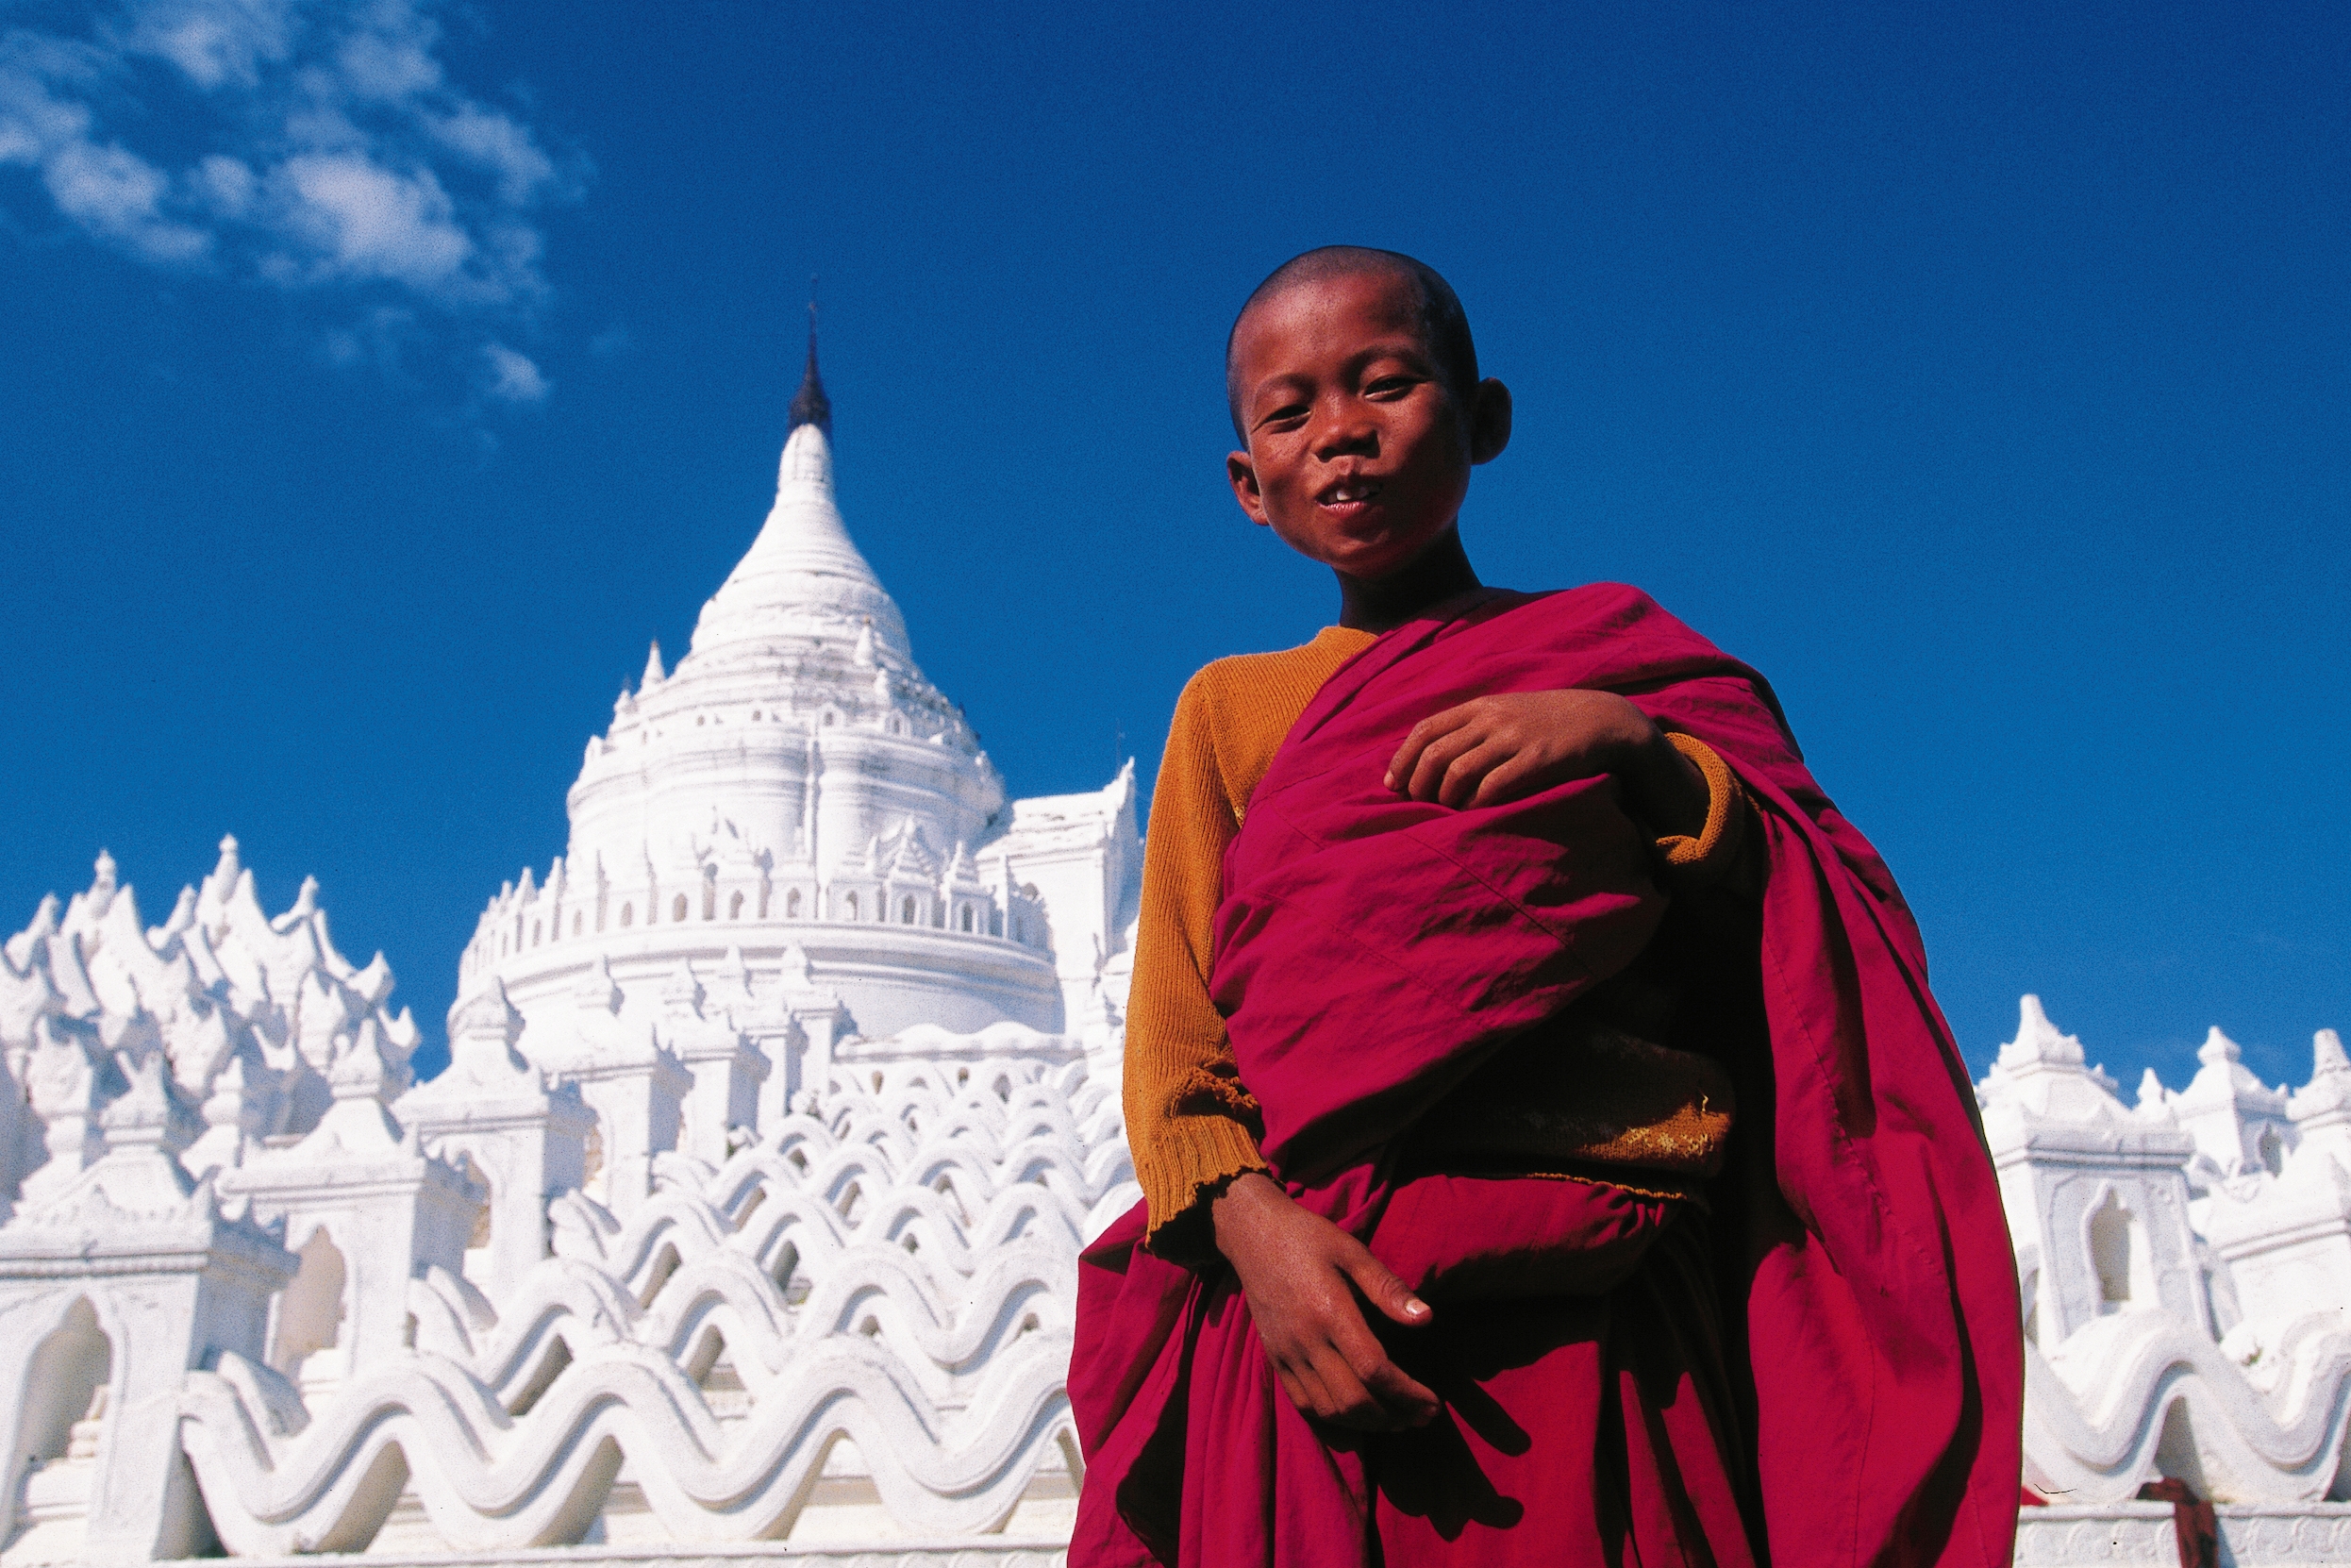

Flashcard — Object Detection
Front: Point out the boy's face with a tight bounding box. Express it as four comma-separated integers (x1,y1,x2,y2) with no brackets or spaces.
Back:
1226,269,1504,582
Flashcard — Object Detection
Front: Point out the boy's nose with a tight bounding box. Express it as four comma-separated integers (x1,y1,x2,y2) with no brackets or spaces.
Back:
1311,414,1379,460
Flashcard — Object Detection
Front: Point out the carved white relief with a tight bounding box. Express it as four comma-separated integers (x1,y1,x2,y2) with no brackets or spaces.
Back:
0,843,1132,1562
1983,996,2351,1519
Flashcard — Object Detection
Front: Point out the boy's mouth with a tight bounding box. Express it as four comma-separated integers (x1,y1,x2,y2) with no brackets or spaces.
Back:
1317,478,1384,508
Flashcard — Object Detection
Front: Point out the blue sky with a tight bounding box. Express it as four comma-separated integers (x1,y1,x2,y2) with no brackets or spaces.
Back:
3,0,2345,1091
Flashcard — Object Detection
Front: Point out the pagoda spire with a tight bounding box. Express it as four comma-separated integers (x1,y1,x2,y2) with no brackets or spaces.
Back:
788,287,831,436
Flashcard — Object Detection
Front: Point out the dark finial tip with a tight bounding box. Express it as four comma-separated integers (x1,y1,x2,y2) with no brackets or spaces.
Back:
788,286,831,436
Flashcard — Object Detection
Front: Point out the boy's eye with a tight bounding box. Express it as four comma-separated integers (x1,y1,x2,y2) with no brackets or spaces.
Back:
1365,375,1421,398
1258,402,1309,429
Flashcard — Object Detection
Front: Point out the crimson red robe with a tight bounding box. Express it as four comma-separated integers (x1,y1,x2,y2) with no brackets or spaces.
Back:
1072,586,2022,1568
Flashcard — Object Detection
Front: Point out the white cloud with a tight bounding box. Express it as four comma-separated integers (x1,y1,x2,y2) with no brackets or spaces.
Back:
192,151,257,214
480,341,546,403
0,0,585,397
276,151,471,288
122,0,296,92
43,137,209,261
430,103,560,205
0,34,102,159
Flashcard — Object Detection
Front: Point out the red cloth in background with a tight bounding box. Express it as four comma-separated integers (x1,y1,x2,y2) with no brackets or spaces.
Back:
2136,1480,2218,1568
1072,586,2023,1567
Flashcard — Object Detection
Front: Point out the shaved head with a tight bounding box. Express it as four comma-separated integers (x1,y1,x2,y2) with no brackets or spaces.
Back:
1226,246,1478,441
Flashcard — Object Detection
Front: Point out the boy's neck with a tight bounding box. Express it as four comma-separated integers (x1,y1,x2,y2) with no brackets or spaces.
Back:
1335,527,1483,633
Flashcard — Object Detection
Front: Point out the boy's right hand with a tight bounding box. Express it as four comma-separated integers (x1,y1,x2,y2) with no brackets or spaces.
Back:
1209,1172,1440,1430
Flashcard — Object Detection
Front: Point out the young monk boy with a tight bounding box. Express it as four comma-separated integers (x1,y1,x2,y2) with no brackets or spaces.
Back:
1070,247,2023,1567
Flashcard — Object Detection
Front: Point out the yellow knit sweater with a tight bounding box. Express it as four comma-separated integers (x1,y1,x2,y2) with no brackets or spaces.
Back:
1124,627,1750,1255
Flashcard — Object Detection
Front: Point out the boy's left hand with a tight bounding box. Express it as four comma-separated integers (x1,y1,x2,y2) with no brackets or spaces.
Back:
1384,690,1709,836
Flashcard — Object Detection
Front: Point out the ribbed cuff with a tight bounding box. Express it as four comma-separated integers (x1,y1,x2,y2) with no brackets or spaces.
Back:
1655,733,1747,888
1142,1114,1270,1262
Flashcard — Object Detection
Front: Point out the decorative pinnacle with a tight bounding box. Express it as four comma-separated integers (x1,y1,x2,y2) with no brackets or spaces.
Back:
788,285,831,436
2000,993,2084,1069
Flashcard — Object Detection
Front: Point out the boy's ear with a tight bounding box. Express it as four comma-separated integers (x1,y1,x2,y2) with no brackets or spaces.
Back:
1469,378,1512,465
1226,450,1272,526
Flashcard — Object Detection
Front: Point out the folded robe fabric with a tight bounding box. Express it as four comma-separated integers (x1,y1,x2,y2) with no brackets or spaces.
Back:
1071,585,2023,1568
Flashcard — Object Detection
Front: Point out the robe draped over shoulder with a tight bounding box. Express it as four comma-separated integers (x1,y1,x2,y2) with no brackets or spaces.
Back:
1071,585,2022,1568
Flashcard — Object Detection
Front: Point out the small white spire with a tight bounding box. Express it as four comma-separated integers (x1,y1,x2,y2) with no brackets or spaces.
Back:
2314,1028,2348,1076
2293,1028,2351,1134
81,848,120,919
445,976,527,1079
158,884,198,939
575,953,625,1014
2000,994,2086,1069
328,1017,397,1105
660,959,705,1015
642,641,666,688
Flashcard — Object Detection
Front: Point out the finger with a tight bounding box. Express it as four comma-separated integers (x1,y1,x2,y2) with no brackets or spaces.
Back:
1435,739,1512,809
1383,712,1455,791
1362,1356,1443,1426
1298,1259,1415,1429
1325,1321,1436,1429
1287,1342,1363,1426
1334,1251,1440,1426
1271,1360,1319,1420
1287,1345,1359,1427
1468,751,1550,809
1385,705,1478,792
1340,1243,1431,1328
1309,1342,1402,1430
1407,725,1492,802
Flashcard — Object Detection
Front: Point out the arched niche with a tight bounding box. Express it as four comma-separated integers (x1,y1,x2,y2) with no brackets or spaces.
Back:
272,1227,350,1390
454,1154,495,1257
10,1296,111,1490
2085,1186,2157,1315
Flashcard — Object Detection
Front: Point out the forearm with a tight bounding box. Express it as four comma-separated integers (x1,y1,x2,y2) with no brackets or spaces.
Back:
1209,1169,1287,1251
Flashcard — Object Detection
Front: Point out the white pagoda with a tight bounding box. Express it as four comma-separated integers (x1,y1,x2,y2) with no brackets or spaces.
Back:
461,340,1139,1116
0,341,1141,1564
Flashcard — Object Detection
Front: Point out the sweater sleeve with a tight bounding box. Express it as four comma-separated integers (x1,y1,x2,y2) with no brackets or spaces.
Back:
1122,672,1271,1259
1654,733,1753,893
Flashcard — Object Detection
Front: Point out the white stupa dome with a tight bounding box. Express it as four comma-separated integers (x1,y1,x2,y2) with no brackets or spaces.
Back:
461,339,1140,1103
